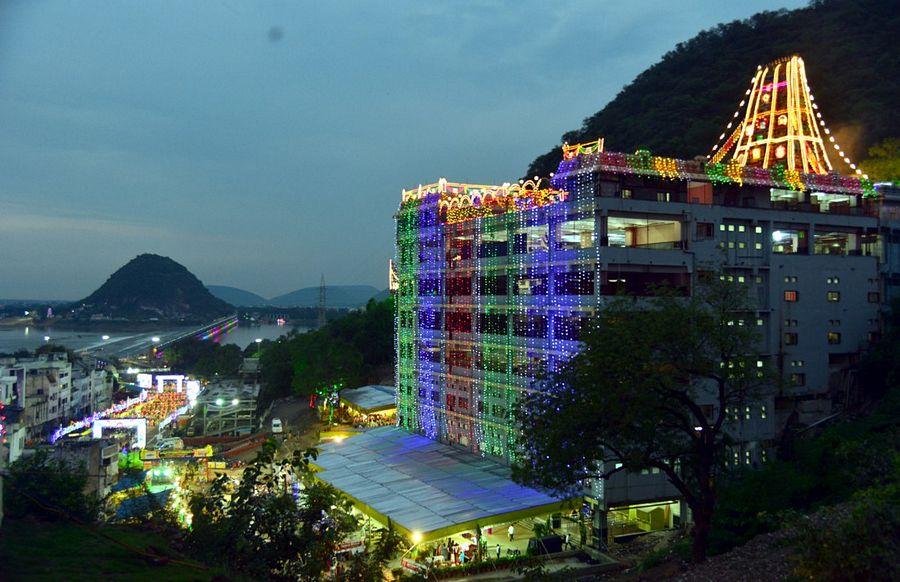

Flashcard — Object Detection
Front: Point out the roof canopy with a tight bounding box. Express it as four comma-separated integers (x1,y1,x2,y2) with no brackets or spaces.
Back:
340,385,396,414
313,427,571,542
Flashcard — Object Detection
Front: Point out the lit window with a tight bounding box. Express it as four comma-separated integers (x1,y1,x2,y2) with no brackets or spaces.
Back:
827,291,840,302
827,331,841,345
621,189,632,199
755,242,763,250
791,373,806,386
784,290,798,302
745,406,751,420
755,226,763,234
756,319,764,326
784,332,798,345
760,405,767,419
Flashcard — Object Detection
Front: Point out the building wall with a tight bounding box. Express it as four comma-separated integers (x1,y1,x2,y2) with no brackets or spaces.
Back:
396,155,884,507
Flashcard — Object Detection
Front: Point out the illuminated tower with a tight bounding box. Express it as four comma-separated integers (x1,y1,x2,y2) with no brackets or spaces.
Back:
708,55,865,178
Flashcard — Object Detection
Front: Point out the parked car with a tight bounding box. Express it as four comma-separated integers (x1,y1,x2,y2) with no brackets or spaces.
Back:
271,418,283,434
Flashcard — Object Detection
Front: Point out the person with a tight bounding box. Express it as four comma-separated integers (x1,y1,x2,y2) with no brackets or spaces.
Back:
441,543,449,562
460,550,466,565
496,544,502,559
508,524,515,542
564,532,570,550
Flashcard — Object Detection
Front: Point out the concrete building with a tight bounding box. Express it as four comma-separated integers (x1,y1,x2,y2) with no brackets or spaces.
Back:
195,382,259,436
395,142,884,536
0,353,72,440
47,438,120,498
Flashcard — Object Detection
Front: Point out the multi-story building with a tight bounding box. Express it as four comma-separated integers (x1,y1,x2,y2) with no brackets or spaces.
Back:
395,143,884,526
0,353,72,439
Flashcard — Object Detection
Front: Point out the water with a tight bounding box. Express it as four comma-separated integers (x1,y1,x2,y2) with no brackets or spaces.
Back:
214,323,301,349
0,323,302,354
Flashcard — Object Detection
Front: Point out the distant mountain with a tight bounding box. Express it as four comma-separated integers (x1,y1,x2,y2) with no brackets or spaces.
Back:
526,0,899,179
206,285,269,307
76,254,233,320
269,285,382,308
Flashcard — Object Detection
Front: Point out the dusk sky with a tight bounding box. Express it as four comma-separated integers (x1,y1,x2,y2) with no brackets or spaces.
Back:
0,0,804,300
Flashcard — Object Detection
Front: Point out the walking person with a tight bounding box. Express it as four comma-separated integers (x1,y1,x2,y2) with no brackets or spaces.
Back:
507,524,515,542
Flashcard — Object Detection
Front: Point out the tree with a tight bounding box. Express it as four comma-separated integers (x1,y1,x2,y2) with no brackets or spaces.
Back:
187,440,361,580
513,276,770,562
4,450,100,522
861,137,900,183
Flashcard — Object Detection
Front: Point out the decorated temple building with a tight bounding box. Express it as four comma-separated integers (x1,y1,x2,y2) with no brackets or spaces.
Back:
393,55,900,529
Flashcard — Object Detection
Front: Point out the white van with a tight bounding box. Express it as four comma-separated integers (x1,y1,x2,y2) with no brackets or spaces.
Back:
271,418,284,434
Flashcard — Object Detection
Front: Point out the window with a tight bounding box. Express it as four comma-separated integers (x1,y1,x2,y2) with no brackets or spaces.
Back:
868,292,881,303
760,405,767,420
621,188,632,199
513,314,548,339
783,275,798,283
554,271,595,295
514,273,548,296
478,229,508,258
479,312,508,335
479,275,507,296
512,224,549,254
744,406,751,420
557,218,594,250
784,319,798,327
827,331,842,345
607,215,682,249
553,314,588,341
814,230,857,256
784,332,798,346
790,373,806,386
784,290,798,302
657,192,670,202
695,222,714,240
791,360,805,367
826,277,840,284
827,291,840,302
828,319,841,326
754,226,763,234
772,229,806,254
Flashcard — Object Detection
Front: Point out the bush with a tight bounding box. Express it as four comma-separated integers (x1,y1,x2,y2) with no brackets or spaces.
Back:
3,450,99,522
792,483,900,581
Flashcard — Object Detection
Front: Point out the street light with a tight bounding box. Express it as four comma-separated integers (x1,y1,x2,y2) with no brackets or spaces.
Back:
254,338,262,358
102,335,110,341
215,398,224,406
43,335,50,342
151,336,160,343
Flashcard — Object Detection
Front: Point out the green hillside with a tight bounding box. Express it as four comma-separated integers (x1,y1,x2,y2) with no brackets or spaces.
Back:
526,0,899,179
77,254,232,321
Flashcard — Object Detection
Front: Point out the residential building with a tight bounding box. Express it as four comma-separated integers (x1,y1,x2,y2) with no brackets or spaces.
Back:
0,353,72,440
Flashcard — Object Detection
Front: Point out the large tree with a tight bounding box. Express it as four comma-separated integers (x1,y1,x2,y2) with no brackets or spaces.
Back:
514,276,770,562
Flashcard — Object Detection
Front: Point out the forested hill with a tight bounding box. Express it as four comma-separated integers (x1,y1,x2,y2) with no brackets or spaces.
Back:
526,0,899,179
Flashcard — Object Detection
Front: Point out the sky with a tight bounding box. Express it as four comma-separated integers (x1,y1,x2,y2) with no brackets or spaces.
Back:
0,0,806,300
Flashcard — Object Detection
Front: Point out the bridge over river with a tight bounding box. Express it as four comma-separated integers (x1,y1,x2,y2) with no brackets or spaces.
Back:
77,314,238,359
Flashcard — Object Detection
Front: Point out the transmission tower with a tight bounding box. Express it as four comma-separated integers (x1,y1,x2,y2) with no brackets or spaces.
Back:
317,274,327,329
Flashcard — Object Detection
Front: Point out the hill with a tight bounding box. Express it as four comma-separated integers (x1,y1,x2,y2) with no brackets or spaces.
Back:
76,254,232,321
526,0,899,179
206,285,269,307
268,285,382,308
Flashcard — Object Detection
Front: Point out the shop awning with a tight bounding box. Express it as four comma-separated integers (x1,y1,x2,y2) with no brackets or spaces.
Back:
312,427,572,542
339,385,396,415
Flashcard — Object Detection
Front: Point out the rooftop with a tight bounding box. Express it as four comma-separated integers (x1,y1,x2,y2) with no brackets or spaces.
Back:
313,426,570,542
340,384,395,414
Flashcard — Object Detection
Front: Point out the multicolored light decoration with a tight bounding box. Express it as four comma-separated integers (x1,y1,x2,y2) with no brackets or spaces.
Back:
707,55,868,181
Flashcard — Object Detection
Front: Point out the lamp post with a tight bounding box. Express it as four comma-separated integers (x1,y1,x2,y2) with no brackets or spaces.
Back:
254,338,262,358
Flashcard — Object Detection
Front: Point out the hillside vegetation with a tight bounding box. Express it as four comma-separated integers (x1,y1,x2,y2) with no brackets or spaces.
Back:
527,0,899,179
76,254,232,321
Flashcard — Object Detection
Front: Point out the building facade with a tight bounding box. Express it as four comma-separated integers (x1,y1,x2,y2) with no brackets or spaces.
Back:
395,144,884,517
0,353,73,439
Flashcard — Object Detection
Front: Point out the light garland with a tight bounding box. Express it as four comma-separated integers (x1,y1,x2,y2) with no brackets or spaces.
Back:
707,55,870,182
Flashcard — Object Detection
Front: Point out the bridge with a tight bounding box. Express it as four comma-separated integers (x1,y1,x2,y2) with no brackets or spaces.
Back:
77,314,239,360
